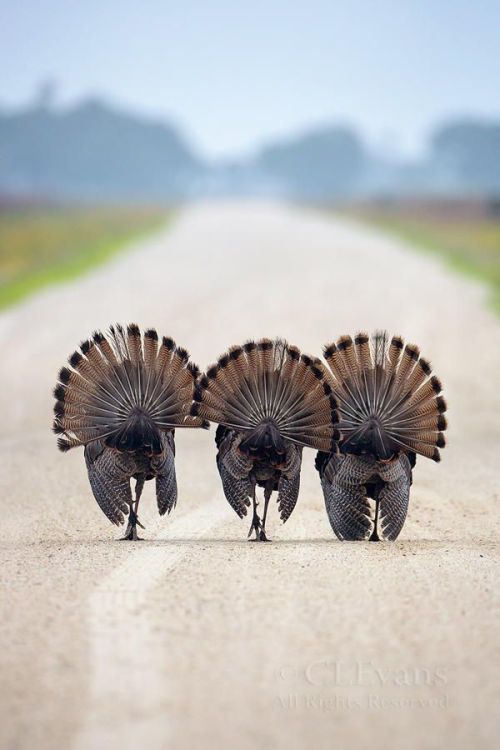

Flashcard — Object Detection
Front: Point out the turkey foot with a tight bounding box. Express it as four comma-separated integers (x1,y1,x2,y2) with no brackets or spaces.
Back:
119,508,145,541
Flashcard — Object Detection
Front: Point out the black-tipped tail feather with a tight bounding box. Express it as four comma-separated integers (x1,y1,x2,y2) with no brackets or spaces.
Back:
193,338,340,453
53,324,203,452
322,331,447,462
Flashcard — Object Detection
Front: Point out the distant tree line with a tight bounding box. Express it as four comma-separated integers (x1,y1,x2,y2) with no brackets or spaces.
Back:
1,98,499,201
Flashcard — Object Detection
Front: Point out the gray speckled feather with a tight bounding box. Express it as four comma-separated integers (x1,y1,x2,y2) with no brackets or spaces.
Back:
319,452,412,541
84,441,133,525
216,430,253,518
155,432,178,516
378,456,412,540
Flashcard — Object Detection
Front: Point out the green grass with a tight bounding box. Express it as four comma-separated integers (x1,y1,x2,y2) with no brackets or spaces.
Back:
346,207,500,313
0,205,169,309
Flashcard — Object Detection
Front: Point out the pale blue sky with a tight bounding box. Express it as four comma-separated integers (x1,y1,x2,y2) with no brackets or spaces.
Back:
1,1,498,159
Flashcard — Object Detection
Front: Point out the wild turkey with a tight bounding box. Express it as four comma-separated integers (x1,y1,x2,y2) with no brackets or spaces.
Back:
53,324,206,539
191,338,340,541
316,331,447,541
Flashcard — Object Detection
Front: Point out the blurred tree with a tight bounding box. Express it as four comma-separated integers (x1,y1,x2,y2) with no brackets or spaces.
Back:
432,120,500,194
256,126,368,199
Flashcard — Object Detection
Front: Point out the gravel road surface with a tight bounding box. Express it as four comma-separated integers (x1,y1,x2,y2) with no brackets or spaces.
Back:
1,202,498,750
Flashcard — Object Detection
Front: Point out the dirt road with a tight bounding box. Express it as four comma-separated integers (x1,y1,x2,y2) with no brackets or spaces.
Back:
1,202,498,750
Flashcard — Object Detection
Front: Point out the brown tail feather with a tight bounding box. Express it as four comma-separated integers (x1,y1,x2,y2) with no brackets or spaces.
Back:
193,338,340,453
53,324,205,452
322,330,447,462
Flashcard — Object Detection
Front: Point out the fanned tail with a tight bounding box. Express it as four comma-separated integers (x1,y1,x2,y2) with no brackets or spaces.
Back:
191,338,340,452
322,331,447,462
53,323,206,452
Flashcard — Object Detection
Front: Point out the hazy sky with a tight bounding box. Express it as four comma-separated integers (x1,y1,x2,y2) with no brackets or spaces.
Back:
1,1,499,159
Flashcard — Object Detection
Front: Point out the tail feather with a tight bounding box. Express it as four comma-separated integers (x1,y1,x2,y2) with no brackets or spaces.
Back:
193,338,340,452
54,324,205,452
126,322,142,365
323,330,447,462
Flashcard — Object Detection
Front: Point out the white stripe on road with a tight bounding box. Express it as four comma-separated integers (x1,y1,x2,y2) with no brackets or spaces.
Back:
72,499,231,750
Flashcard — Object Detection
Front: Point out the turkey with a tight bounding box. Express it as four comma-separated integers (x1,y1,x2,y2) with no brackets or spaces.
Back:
316,331,447,541
191,338,340,541
53,324,206,540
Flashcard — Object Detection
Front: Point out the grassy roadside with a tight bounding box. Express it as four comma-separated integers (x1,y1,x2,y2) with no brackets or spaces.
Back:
0,205,170,310
343,206,500,313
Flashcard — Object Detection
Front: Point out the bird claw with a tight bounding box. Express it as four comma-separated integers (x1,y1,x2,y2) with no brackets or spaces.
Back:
247,515,271,542
118,510,145,541
118,524,144,541
248,514,261,540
